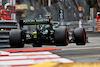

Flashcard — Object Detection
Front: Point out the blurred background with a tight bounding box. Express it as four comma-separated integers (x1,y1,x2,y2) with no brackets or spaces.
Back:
16,0,90,21
1,0,100,32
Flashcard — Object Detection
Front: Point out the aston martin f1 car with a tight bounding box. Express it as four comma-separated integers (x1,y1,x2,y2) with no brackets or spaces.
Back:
9,19,86,48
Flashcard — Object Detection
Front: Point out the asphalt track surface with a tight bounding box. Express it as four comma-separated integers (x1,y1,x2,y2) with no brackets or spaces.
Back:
0,31,100,63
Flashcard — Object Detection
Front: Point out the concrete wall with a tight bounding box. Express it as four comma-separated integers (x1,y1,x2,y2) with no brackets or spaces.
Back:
20,0,89,22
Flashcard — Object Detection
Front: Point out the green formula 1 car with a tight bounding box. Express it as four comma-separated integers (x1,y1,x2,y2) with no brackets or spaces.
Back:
9,19,86,48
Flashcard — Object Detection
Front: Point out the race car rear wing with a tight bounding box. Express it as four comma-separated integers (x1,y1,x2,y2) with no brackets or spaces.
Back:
19,19,50,29
19,19,50,25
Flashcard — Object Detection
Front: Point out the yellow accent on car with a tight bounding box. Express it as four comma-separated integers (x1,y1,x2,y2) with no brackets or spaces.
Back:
33,31,37,38
1,29,4,31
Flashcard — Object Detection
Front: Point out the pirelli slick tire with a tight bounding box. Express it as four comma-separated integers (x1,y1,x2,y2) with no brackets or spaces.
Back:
74,28,86,45
9,30,25,48
54,26,68,46
32,43,42,47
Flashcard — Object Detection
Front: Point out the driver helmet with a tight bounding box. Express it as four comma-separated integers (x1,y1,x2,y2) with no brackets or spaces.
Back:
4,3,12,11
97,12,100,16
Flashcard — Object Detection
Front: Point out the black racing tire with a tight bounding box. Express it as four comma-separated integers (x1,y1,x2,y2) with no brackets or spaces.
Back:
9,29,25,48
32,43,42,47
54,26,69,46
74,28,86,45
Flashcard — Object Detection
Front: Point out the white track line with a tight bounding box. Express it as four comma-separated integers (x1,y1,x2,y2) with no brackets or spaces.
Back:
62,47,100,50
0,51,74,66
0,51,10,55
0,58,73,65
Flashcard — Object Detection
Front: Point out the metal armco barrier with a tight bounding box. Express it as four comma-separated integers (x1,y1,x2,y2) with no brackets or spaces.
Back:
0,20,18,47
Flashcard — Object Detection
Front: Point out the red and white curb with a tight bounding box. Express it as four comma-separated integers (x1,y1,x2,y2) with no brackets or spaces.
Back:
0,51,74,67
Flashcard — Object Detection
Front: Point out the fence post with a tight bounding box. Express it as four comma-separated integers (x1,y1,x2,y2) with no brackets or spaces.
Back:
10,0,16,20
48,0,51,6
78,6,83,28
0,0,2,20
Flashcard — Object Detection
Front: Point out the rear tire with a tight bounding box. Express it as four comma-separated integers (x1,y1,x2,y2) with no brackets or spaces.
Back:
9,29,25,48
54,26,68,46
74,28,86,45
